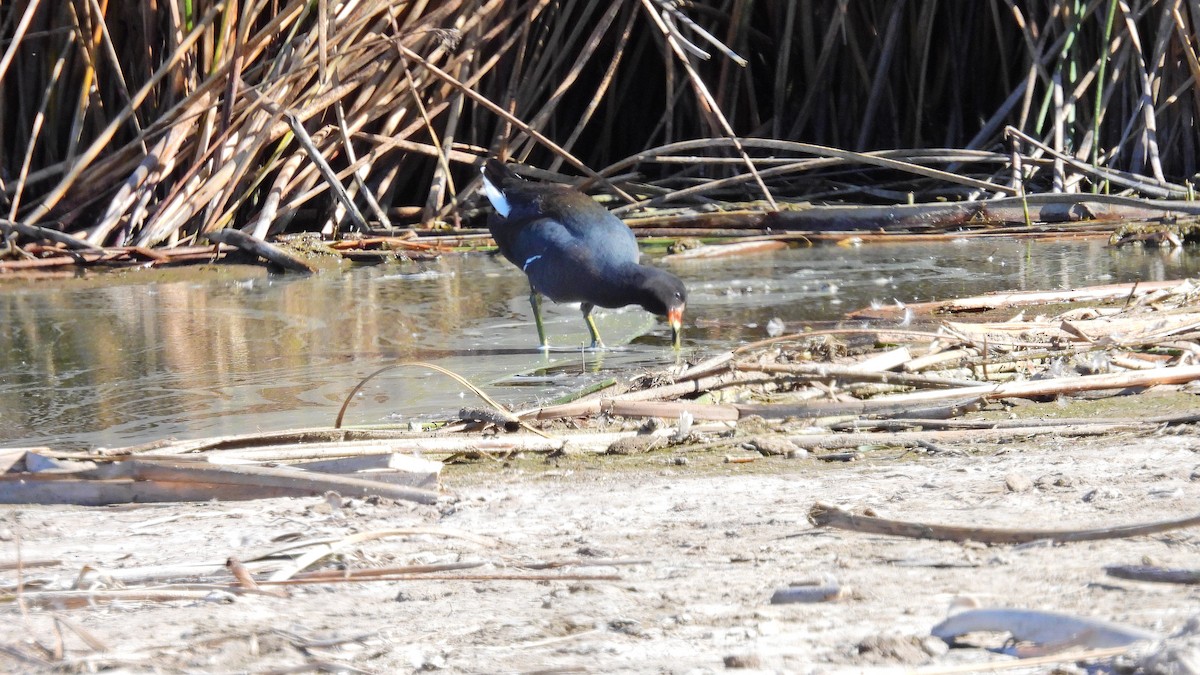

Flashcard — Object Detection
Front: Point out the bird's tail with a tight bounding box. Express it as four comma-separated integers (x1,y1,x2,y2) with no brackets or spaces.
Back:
481,159,522,217
482,159,521,188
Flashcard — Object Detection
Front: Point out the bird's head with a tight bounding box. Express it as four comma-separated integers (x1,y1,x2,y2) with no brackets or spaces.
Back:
638,269,687,349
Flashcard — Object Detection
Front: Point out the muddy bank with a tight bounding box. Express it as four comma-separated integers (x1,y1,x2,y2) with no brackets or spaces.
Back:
3,392,1198,673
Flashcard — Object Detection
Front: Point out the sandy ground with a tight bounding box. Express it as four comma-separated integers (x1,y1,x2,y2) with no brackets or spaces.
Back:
3,397,1200,674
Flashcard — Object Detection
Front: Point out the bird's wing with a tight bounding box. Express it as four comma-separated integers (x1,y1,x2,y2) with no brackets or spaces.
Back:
506,218,609,302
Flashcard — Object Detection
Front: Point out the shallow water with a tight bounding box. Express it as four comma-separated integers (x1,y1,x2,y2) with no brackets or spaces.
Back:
2,239,1197,450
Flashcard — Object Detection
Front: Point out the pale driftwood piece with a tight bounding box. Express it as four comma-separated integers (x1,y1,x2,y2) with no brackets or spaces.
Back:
164,430,679,461
263,572,623,585
0,458,439,506
522,370,770,420
0,558,60,571
96,459,439,503
850,346,913,372
943,311,1200,346
0,477,321,506
537,393,985,423
605,399,740,421
76,562,237,585
862,397,987,420
875,363,1200,404
8,588,240,610
809,502,1200,544
203,228,315,273
609,370,767,402
0,249,127,270
675,351,735,381
205,437,563,460
902,347,977,372
0,219,102,250
134,432,467,457
659,239,788,262
939,279,1187,312
852,278,1190,320
737,362,980,388
1104,564,1200,585
287,453,441,488
931,608,1160,648
516,558,651,570
769,575,843,604
22,451,96,472
286,561,485,580
534,389,985,423
833,410,1200,432
737,396,986,420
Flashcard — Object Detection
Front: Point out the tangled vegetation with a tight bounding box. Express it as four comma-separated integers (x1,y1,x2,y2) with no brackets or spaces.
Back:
2,0,1200,250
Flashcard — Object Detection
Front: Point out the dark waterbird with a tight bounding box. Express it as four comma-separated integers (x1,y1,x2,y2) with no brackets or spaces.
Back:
480,160,687,350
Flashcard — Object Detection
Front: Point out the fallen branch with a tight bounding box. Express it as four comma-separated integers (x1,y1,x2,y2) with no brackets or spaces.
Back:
1104,564,1200,585
202,228,315,273
875,363,1200,405
261,572,623,585
808,502,1200,544
3,588,240,610
734,361,981,389
1,458,439,505
0,219,102,250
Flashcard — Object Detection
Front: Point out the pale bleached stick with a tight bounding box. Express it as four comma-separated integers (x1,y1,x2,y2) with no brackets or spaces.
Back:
876,363,1200,404
808,502,1200,544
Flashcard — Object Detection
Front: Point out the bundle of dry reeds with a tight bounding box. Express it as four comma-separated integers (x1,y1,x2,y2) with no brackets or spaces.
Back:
2,1,1199,251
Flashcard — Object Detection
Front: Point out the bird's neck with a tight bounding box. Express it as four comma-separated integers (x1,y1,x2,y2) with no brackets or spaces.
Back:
610,263,670,311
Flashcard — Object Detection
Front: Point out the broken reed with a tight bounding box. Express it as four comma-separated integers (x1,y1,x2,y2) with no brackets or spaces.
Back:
2,0,1199,249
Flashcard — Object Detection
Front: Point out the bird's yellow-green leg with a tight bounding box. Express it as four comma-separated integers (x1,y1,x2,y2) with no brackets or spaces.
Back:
529,288,549,350
581,302,605,350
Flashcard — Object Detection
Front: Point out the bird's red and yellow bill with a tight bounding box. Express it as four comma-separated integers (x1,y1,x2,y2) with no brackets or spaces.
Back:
668,305,685,349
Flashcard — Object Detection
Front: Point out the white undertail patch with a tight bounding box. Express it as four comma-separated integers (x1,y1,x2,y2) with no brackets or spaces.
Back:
480,169,511,217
